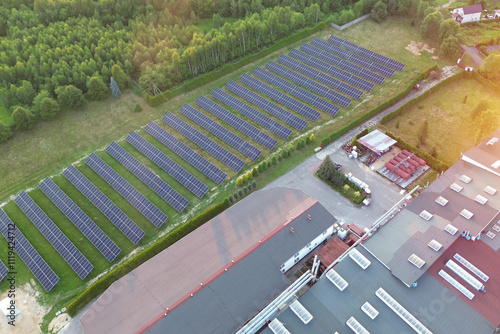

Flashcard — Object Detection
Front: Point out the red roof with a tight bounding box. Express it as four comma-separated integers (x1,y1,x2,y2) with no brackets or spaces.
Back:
463,4,482,14
428,237,500,327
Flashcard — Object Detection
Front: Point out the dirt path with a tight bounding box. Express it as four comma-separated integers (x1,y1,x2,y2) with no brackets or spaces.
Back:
440,0,457,9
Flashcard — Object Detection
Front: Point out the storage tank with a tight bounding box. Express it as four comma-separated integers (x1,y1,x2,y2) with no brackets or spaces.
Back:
338,228,348,241
385,162,395,171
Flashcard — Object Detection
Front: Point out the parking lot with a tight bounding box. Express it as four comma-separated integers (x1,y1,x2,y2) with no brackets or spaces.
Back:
264,139,404,230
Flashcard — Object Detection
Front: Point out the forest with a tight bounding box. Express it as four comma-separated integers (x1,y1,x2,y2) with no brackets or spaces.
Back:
0,0,385,130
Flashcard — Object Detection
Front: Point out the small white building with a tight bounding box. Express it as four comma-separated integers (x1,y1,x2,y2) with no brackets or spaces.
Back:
0,298,20,323
452,4,483,23
494,9,500,18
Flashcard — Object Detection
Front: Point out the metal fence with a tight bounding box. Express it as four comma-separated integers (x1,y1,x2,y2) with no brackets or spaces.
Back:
330,14,371,31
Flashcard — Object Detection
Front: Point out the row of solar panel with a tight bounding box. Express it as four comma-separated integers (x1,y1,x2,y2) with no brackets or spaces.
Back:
300,43,385,85
328,35,405,71
278,54,362,101
311,38,395,78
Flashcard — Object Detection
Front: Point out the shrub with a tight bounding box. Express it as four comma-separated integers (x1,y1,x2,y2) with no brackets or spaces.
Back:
242,174,248,183
133,103,143,112
229,195,233,203
234,192,238,199
306,136,311,145
272,156,277,165
252,167,259,177
296,142,301,150
224,197,230,205
353,191,360,197
111,64,130,90
236,177,243,186
252,180,257,189
0,122,13,143
343,184,350,191
238,189,243,197
247,171,253,180
278,155,282,162
301,139,306,148
244,187,248,194
395,119,400,129
263,162,268,170
258,164,263,173
310,134,316,142
12,107,33,130
87,76,109,100
56,85,86,109
267,161,271,168
39,97,60,120
431,146,438,158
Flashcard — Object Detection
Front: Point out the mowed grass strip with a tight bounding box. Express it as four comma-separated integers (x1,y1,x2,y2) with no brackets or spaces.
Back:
378,78,498,165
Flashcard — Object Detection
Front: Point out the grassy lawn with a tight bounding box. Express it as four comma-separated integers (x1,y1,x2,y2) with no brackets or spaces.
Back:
0,16,445,332
378,78,499,165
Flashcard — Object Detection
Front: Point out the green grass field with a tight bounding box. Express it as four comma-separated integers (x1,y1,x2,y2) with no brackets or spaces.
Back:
379,78,499,165
0,16,447,332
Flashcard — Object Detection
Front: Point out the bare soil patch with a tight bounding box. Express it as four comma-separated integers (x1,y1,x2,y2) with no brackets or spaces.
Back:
406,41,436,56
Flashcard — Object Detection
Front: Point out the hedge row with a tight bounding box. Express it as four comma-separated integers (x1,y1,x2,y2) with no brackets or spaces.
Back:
471,71,500,95
385,132,450,173
66,200,230,316
319,64,438,147
381,70,466,124
145,21,329,107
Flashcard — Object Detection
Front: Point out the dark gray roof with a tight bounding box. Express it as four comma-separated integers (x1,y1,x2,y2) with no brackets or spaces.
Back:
147,201,337,334
264,246,495,334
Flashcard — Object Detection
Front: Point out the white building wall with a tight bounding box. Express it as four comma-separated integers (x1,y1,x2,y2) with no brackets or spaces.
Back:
462,12,481,23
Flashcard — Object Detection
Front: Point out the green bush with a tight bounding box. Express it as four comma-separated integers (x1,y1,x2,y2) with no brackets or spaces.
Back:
306,136,311,145
238,189,243,197
242,174,248,183
262,162,268,171
244,186,248,194
234,192,238,199
0,122,13,143
252,180,257,189
258,164,263,173
236,177,243,186
310,133,316,143
272,156,277,165
252,167,259,177
296,142,301,150
229,195,233,203
133,103,143,112
67,200,230,316
267,161,271,168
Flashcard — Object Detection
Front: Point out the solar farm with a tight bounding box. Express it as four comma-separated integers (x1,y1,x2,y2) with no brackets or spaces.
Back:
0,35,405,297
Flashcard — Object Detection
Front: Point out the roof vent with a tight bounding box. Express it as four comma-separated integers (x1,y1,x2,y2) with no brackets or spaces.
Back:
435,196,448,206
419,210,433,221
439,270,475,300
428,239,443,252
484,186,497,195
408,254,426,269
459,174,472,183
444,224,458,235
450,183,463,192
460,209,474,220
475,194,488,205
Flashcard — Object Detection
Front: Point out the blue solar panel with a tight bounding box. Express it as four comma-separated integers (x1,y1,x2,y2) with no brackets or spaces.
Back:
252,67,339,116
0,209,59,291
106,142,189,213
266,61,351,108
300,43,385,85
289,49,374,92
126,131,209,198
63,165,145,245
40,178,121,262
86,153,168,228
225,80,308,131
196,96,277,150
278,54,363,100
211,88,292,139
311,37,394,77
15,191,94,280
239,74,320,121
328,35,405,71
144,123,227,185
179,104,261,160
163,113,245,172
0,259,8,282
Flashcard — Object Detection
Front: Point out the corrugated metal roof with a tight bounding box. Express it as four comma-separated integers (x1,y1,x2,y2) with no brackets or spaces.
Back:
357,130,397,154
463,4,483,14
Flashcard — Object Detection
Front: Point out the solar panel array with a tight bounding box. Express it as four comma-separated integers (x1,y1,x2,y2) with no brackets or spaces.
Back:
225,80,308,131
239,74,320,121
252,67,339,116
179,104,261,160
310,38,394,78
126,132,209,198
328,35,405,71
40,178,121,262
301,43,385,85
0,259,8,282
63,165,145,244
211,88,292,139
163,113,245,172
289,48,374,92
0,209,59,291
278,54,363,100
326,36,396,77
196,96,277,150
144,122,226,185
266,61,351,108
86,153,168,228
106,142,189,213
15,191,93,279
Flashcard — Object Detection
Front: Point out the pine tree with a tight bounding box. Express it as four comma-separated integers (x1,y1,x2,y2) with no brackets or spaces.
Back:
110,77,122,98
